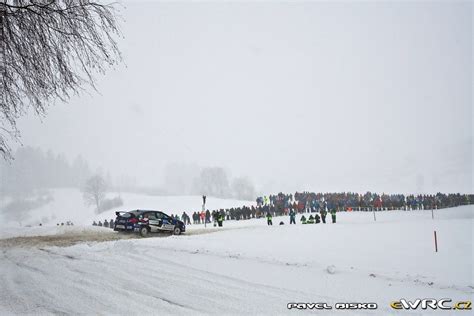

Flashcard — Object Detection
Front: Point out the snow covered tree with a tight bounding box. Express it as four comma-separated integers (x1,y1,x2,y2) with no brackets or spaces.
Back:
83,174,107,212
72,155,92,187
0,0,121,159
194,167,231,198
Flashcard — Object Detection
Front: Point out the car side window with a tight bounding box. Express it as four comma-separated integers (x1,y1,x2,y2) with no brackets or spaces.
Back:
145,212,157,220
155,212,164,219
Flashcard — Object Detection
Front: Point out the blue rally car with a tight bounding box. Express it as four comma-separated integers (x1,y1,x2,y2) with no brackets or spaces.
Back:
114,210,185,237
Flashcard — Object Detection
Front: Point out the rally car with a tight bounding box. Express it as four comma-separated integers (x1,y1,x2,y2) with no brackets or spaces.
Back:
114,210,185,237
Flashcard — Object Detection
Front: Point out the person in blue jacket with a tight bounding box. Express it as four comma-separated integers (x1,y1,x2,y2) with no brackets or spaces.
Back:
289,209,296,224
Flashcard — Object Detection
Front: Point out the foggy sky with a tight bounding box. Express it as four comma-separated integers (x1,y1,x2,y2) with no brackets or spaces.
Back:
16,0,473,194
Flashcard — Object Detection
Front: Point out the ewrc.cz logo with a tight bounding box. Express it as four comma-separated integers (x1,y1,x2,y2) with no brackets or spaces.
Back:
287,303,377,310
390,299,472,310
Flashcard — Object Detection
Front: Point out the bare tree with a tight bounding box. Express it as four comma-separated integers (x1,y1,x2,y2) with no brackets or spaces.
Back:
193,167,231,198
0,0,122,159
83,174,107,212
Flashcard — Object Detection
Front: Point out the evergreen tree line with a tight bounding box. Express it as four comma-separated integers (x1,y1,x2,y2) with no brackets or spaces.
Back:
0,146,92,196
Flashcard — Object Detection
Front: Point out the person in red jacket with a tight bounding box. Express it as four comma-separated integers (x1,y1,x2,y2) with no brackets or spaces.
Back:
374,197,382,209
297,201,305,213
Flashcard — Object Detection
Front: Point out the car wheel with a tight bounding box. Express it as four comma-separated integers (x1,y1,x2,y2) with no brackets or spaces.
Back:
173,226,181,235
139,227,149,237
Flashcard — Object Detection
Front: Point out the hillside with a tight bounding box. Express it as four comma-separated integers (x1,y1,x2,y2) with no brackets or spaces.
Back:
0,188,255,228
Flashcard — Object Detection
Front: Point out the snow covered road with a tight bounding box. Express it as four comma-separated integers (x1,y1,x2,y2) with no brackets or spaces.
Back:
0,206,473,315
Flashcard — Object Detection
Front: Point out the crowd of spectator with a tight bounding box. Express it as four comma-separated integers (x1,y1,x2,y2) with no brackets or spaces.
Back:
91,191,472,228
93,219,114,228
197,191,473,224
258,191,473,214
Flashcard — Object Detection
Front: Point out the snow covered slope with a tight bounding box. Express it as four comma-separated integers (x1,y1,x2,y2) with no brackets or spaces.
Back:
0,188,255,227
0,204,472,315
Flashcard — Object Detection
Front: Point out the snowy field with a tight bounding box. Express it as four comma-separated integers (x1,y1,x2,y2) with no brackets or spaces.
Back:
0,188,255,230
0,191,472,315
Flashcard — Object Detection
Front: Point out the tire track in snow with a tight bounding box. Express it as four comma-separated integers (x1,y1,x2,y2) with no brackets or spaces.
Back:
0,226,243,249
